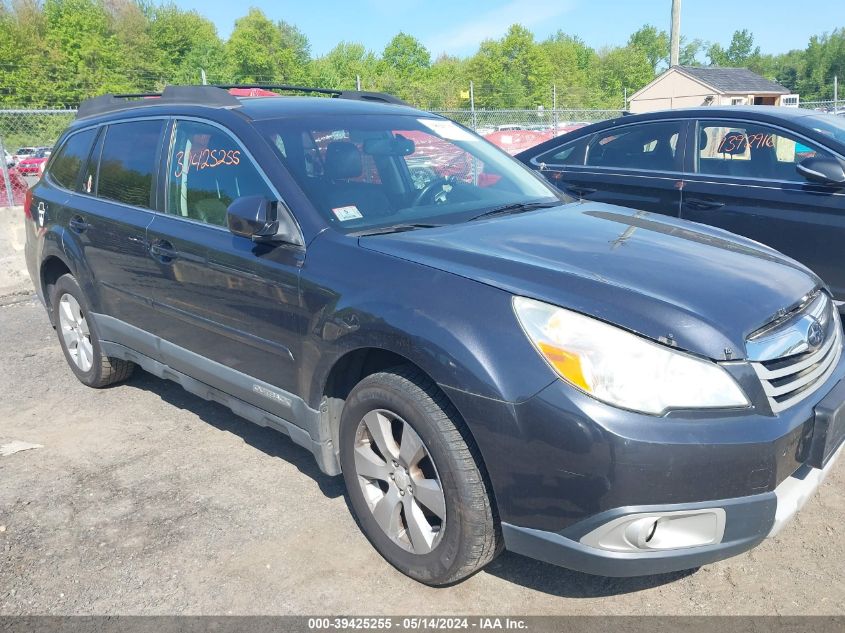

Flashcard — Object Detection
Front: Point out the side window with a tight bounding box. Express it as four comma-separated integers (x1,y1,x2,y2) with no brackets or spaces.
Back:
586,121,682,171
535,136,588,168
167,120,273,227
697,121,835,181
97,120,164,208
48,128,97,190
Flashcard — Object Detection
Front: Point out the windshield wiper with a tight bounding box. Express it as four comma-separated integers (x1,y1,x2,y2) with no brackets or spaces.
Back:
467,200,559,222
353,223,442,237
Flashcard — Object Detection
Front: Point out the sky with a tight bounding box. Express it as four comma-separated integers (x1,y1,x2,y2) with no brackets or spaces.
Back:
173,0,843,58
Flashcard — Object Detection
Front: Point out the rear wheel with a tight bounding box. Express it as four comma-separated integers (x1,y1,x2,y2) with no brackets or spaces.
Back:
51,274,134,388
339,366,501,585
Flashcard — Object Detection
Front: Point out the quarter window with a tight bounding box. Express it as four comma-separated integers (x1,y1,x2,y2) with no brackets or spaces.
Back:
166,120,272,227
96,120,164,208
534,137,588,167
697,121,835,181
585,121,682,171
48,128,97,190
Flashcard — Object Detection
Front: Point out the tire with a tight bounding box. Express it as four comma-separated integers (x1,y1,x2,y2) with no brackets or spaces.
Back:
339,365,501,585
51,274,134,388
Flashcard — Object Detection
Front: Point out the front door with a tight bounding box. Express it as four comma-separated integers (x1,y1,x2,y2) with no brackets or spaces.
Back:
145,118,305,419
682,120,845,303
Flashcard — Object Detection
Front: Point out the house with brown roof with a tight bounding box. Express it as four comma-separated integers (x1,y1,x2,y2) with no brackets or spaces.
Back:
627,65,797,114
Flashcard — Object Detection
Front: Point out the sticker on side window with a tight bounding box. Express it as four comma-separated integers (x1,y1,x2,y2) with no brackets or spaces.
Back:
332,205,363,221
417,119,478,142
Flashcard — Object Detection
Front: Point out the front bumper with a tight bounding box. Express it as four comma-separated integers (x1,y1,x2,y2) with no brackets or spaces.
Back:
501,440,843,577
442,349,845,577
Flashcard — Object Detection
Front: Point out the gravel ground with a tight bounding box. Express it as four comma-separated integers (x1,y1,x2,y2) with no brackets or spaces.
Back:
0,278,843,615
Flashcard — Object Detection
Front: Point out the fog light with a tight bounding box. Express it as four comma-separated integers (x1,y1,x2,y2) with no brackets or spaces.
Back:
580,508,726,553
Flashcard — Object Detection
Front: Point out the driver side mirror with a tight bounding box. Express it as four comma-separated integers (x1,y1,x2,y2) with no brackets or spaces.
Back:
796,156,845,186
227,195,301,245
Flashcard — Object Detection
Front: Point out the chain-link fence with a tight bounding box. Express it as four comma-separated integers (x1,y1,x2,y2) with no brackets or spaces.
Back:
431,108,624,132
799,100,843,113
1,108,77,207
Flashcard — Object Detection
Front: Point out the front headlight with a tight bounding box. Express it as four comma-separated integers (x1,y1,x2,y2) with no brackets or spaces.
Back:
513,297,749,415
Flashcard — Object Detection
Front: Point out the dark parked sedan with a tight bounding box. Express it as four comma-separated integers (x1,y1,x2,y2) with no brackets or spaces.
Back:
516,107,845,311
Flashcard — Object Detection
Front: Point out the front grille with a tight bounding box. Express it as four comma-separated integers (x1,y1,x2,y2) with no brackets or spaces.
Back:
749,293,842,414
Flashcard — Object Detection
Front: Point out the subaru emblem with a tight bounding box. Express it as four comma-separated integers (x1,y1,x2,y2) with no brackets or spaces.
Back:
806,318,824,349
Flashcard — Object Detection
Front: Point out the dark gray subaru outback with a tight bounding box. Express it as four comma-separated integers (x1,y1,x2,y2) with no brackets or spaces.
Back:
24,86,845,585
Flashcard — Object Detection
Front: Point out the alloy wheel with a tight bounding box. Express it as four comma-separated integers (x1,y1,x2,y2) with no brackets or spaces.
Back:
353,409,447,554
58,294,94,372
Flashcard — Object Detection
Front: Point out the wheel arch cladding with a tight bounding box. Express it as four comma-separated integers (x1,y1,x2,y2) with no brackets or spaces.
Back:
39,254,72,325
317,347,483,467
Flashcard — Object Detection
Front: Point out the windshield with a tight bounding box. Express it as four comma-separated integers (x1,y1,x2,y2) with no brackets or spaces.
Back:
255,114,564,233
805,114,845,144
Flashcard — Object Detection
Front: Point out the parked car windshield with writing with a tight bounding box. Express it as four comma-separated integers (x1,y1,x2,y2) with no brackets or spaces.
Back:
24,88,845,586
516,106,845,310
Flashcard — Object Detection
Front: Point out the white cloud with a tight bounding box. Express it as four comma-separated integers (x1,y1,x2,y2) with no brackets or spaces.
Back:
425,0,577,55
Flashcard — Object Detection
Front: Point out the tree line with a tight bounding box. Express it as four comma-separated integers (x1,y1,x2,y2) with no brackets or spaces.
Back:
1,0,843,110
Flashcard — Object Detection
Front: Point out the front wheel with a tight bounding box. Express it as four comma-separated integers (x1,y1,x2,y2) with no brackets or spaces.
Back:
339,366,501,585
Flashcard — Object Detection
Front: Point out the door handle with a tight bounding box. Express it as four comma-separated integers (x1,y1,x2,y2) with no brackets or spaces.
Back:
68,216,90,233
149,240,179,262
684,198,725,211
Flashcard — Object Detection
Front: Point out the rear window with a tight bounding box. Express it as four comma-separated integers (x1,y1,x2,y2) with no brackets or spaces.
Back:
96,120,164,208
49,129,96,190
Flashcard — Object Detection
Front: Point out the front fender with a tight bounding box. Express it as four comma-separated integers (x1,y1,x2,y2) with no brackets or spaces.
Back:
299,234,556,410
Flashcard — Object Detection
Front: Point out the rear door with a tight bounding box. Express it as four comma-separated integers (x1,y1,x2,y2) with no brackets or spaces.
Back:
145,118,304,414
53,119,165,333
531,119,687,216
681,119,845,302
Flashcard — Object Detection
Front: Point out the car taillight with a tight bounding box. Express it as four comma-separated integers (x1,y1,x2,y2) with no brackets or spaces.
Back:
23,188,32,219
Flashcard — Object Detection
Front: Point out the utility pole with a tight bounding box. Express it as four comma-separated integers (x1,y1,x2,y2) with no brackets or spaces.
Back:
552,84,558,134
469,81,477,130
200,69,207,85
835,75,839,113
670,0,681,67
356,75,362,91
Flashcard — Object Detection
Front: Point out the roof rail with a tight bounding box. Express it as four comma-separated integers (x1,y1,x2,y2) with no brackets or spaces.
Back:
75,84,410,120
76,85,241,119
212,84,410,106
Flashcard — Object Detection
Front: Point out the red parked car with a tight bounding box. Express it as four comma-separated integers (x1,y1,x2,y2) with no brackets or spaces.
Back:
15,148,51,176
0,165,28,205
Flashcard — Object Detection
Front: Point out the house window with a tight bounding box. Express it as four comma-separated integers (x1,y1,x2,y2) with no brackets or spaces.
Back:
730,97,746,106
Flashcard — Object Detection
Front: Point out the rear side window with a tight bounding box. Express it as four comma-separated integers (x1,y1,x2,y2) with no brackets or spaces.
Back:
96,120,164,208
166,120,272,227
586,121,682,171
48,128,97,190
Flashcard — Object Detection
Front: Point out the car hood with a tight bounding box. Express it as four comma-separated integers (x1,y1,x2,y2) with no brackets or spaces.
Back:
360,202,822,360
